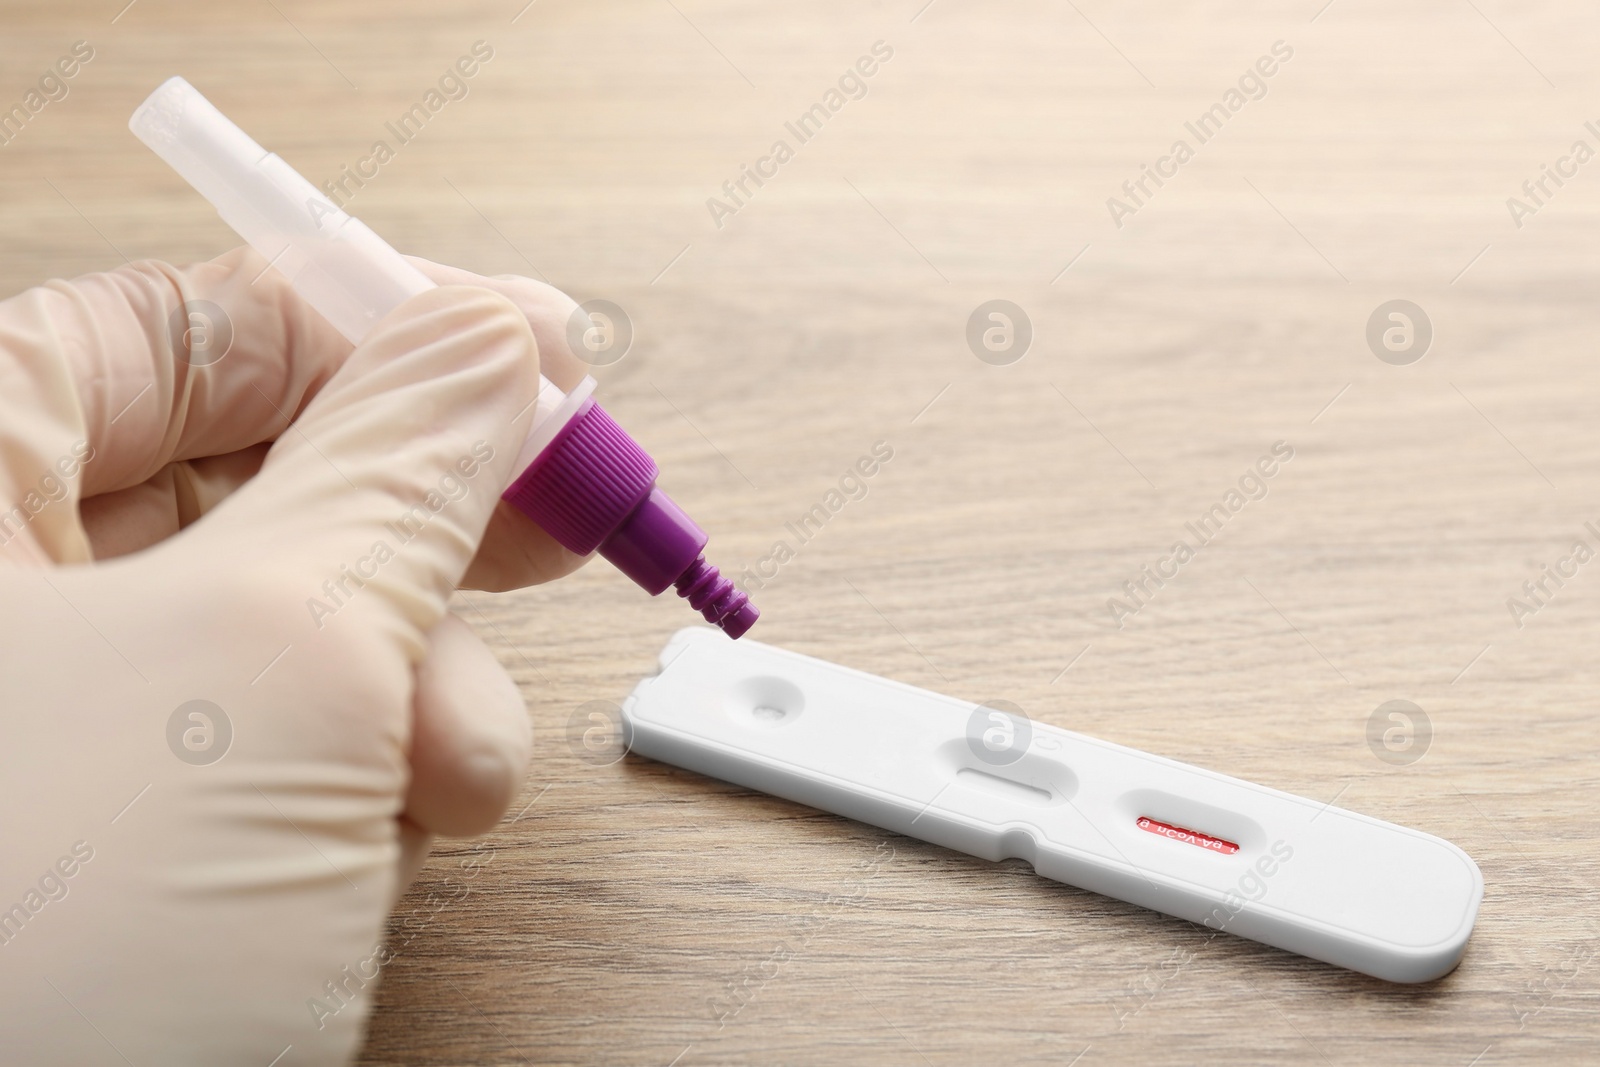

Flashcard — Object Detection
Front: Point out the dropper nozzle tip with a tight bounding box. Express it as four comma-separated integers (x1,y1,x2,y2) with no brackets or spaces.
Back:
673,556,759,639
719,602,760,640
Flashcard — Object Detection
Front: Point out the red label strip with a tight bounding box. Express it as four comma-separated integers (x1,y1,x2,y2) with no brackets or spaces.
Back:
1136,816,1239,855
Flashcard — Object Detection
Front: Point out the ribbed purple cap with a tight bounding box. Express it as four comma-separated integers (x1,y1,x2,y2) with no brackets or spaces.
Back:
502,399,656,556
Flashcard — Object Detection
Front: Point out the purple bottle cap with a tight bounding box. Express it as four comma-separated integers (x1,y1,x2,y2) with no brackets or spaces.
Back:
502,399,758,638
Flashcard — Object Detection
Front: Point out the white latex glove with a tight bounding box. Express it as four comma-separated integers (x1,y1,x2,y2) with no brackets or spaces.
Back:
0,247,591,1064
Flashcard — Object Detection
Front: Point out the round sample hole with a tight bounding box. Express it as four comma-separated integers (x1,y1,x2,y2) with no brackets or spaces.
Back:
726,676,805,728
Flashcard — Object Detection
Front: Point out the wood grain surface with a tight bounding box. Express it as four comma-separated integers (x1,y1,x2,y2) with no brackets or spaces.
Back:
4,1,1600,1063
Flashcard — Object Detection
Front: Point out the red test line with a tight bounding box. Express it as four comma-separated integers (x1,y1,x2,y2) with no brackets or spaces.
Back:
1136,816,1240,855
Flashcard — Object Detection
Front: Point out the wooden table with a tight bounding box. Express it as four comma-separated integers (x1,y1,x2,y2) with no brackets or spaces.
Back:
4,1,1599,1063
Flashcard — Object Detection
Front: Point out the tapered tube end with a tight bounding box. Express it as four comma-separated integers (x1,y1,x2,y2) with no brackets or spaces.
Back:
717,600,761,640
675,556,759,639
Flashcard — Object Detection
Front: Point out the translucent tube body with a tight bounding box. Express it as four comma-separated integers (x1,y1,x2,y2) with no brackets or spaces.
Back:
129,77,580,464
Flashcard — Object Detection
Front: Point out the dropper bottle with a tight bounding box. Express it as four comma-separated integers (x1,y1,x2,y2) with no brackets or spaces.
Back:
129,77,757,638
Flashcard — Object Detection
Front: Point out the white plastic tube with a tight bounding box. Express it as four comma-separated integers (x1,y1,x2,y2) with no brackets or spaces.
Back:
128,76,589,472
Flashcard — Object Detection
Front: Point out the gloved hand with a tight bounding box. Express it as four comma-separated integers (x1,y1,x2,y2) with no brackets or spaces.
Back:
0,247,591,1064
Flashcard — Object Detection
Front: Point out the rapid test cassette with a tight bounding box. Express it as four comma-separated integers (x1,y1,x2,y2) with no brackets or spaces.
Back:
622,628,1483,983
